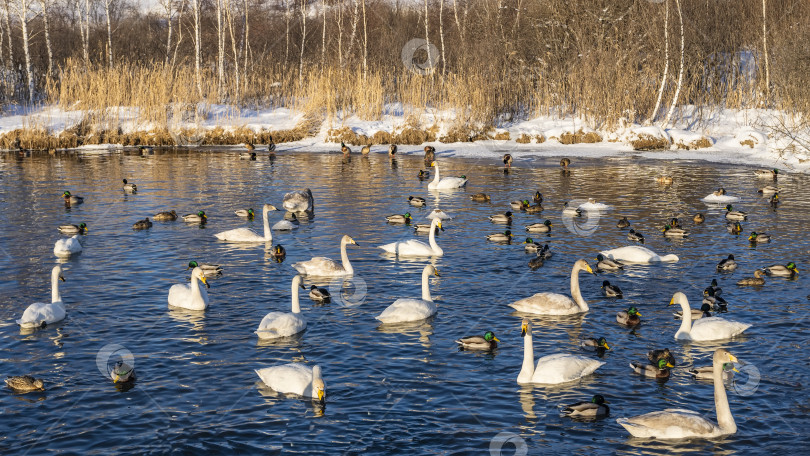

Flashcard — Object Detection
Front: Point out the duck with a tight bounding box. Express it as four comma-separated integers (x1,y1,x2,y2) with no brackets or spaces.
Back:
122,179,137,192
528,254,545,270
656,176,673,185
5,375,45,392
17,266,66,328
272,213,300,230
58,222,88,234
132,217,152,230
717,254,737,271
424,145,436,164
581,337,610,352
536,243,553,260
737,270,765,286
508,259,595,315
674,303,713,320
167,267,209,310
388,144,397,156
268,244,286,261
714,187,727,196
54,235,83,257
153,210,178,221
62,191,84,205
294,235,359,276
386,212,413,224
562,202,582,217
360,145,371,155
309,285,331,302
487,230,513,243
110,361,136,383
769,193,780,207
616,307,641,326
755,168,779,178
703,288,728,312
662,224,689,237
560,158,571,169
705,278,722,296
523,238,543,253
533,191,543,203
595,254,624,272
630,358,674,379
380,219,443,256
455,331,499,350
525,203,543,213
518,318,604,384
758,185,780,194
182,211,207,223
428,161,468,189
503,153,513,169
418,170,431,180
340,142,351,154
255,364,325,402
240,151,256,160
748,231,770,244
626,229,645,244
235,208,255,218
725,204,747,221
762,262,799,278
617,217,630,229
617,348,740,439
602,281,623,298
470,193,490,202
727,221,743,234
214,204,278,242
669,292,750,341
599,245,678,263
408,196,426,207
489,211,513,224
561,395,609,418
667,217,682,228
525,220,553,233
256,275,307,339
376,265,440,323
510,200,529,211
187,260,223,277
138,145,154,155
693,213,705,223
413,223,441,235
647,348,677,366
283,188,314,213
689,363,739,382
701,189,739,204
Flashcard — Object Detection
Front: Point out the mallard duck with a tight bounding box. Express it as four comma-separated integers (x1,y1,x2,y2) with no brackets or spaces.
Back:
187,261,223,277
689,363,739,381
309,285,331,302
470,193,490,202
268,244,286,261
182,211,207,222
727,221,743,234
408,196,426,207
235,208,255,217
111,361,136,383
668,217,682,228
662,224,689,237
693,213,705,223
537,243,553,260
510,200,529,211
627,229,645,244
340,141,351,154
489,211,513,224
388,144,397,156
602,280,623,298
562,202,582,217
525,203,543,213
714,187,727,196
725,204,747,221
705,278,722,296
240,151,257,160
561,395,609,418
595,254,624,272
647,348,677,366
533,191,543,203
617,217,630,229
245,142,256,151
758,185,781,194
418,170,431,180
755,168,779,178
154,210,178,221
748,231,770,244
762,262,799,278
656,176,673,184
528,254,545,270
560,157,571,169
737,270,765,286
5,375,45,392
455,331,499,350
523,238,542,252
62,191,84,204
581,337,610,351
138,145,154,155
702,288,728,311
424,145,436,163
58,222,88,234
769,193,780,208
525,220,552,233
414,223,441,235
487,230,513,243
617,307,641,326
386,212,413,224
360,145,370,155
674,303,713,320
132,217,153,230
503,153,513,168
122,179,137,192
630,358,674,379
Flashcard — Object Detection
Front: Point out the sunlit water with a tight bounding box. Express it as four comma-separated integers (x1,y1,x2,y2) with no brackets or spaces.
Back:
0,149,808,455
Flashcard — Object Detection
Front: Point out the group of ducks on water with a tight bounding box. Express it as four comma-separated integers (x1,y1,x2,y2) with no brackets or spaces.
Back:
8,148,802,441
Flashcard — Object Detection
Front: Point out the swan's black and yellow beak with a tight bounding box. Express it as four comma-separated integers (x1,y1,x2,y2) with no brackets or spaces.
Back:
668,297,675,306
59,275,66,282
433,268,441,277
521,321,528,337
317,389,325,402
200,276,209,288
585,265,594,274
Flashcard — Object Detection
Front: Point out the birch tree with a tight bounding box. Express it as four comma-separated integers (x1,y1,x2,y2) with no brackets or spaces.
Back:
103,0,115,67
320,0,326,72
299,0,306,85
224,0,239,99
216,0,224,95
40,0,54,76
12,0,34,102
439,0,446,75
285,0,290,62
649,0,669,124
158,0,176,67
761,0,770,101
191,0,202,95
361,0,366,77
3,0,13,64
662,0,684,128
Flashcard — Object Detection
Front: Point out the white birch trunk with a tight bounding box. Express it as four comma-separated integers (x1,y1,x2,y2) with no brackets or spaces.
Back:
192,0,202,96
347,0,358,63
243,0,249,90
663,0,684,128
336,0,343,65
14,0,33,102
3,0,13,64
299,0,306,85
649,0,669,124
439,0,445,75
452,0,462,42
40,0,54,76
104,0,113,67
320,0,326,71
83,0,90,65
361,0,366,77
424,0,431,71
171,0,186,69
761,0,770,100
225,0,239,99
217,0,224,95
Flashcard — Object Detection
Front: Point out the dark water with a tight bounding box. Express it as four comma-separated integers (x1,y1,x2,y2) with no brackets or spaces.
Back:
0,149,808,455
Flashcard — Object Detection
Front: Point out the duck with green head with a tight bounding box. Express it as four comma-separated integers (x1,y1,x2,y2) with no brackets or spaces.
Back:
595,254,623,271
268,244,286,262
385,212,413,224
561,394,609,418
187,260,223,277
235,208,255,218
770,193,779,208
581,337,610,352
762,262,798,278
58,222,88,234
487,230,513,243
748,231,771,244
62,191,84,205
725,204,747,221
631,358,674,379
617,307,641,326
455,331,499,350
662,224,689,237
525,220,552,233
727,221,743,234
182,210,207,223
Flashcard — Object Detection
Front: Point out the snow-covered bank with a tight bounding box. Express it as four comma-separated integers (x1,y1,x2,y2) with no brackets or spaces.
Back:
1,104,808,172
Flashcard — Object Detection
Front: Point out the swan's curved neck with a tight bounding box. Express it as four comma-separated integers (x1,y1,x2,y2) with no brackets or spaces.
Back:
431,163,440,185
518,331,535,383
675,296,692,338
262,207,273,241
190,274,202,301
291,277,301,313
51,269,62,303
714,354,736,433
570,264,588,311
340,238,354,274
421,267,433,301
428,219,443,254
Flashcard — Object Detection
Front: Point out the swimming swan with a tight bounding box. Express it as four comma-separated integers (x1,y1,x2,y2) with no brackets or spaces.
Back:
255,364,325,402
283,189,314,213
214,204,279,242
167,267,209,310
54,235,82,257
292,235,358,276
669,292,750,341
379,218,444,256
376,265,440,324
17,266,66,328
428,161,468,189
256,275,307,339
508,259,594,315
518,318,604,384
599,246,679,264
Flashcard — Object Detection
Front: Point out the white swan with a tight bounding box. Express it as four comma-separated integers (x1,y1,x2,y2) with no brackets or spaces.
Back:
426,209,453,220
255,364,325,401
617,348,739,439
292,235,358,276
214,204,279,242
376,265,439,323
518,318,604,384
17,266,66,328
379,218,444,256
53,235,82,257
272,213,299,231
508,259,594,315
578,199,611,211
701,193,739,204
599,246,679,264
168,267,209,310
428,161,468,189
669,292,750,341
283,188,314,213
256,275,307,339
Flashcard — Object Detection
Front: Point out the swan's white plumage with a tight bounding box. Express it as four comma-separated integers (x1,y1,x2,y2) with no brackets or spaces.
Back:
518,319,604,384
292,235,357,276
600,245,679,264
168,267,209,310
54,235,82,257
214,204,277,242
376,265,439,323
428,161,467,189
508,259,593,315
17,266,66,328
283,189,314,212
272,220,298,230
701,194,740,204
256,275,306,339
255,363,325,399
379,218,443,256
670,292,750,341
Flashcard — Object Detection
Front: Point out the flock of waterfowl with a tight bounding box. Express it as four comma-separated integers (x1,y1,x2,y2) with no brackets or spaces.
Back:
7,147,802,442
